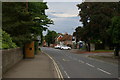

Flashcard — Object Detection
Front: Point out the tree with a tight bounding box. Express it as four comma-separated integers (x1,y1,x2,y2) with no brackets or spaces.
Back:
45,30,58,47
2,2,34,46
28,2,53,45
2,2,53,46
108,16,120,56
76,2,120,51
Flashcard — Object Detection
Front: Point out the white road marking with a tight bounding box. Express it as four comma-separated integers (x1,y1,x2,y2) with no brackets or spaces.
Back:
64,71,70,78
62,59,70,61
86,63,95,68
97,68,111,75
86,55,114,65
79,60,85,63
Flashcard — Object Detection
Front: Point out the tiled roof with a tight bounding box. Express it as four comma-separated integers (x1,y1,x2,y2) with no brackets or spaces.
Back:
57,36,63,41
60,34,72,41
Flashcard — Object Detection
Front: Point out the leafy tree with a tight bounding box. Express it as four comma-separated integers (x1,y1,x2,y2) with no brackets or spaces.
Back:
2,2,34,46
28,2,53,45
76,2,120,51
2,2,53,46
108,16,120,56
45,30,58,47
74,26,84,42
28,2,53,35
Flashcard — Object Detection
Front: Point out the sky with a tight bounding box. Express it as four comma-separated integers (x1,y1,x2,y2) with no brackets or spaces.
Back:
44,0,82,2
43,2,83,35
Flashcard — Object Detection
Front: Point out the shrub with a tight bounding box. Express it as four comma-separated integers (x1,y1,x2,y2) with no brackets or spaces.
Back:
0,29,17,49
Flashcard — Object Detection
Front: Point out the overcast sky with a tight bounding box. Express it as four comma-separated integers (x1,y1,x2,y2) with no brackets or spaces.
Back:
43,2,83,35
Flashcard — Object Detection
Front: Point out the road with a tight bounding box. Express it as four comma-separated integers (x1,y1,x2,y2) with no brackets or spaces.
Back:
0,51,2,79
41,47,119,79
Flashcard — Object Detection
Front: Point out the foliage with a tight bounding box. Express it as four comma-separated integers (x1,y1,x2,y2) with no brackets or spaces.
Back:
2,2,53,46
75,2,120,55
75,2,120,45
45,30,58,46
28,2,53,45
2,2,33,46
28,2,53,35
108,16,120,44
106,16,120,56
0,29,17,49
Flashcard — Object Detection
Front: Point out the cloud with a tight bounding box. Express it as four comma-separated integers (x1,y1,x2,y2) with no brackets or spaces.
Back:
49,11,64,14
52,13,77,18
44,2,82,35
47,17,82,35
44,0,82,2
47,12,77,18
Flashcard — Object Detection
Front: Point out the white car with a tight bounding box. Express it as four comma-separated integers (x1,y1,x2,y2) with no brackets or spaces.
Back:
54,45,61,49
60,45,71,50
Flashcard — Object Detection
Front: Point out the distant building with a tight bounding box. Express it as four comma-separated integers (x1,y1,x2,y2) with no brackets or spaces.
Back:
55,33,63,44
60,33,73,47
43,40,47,47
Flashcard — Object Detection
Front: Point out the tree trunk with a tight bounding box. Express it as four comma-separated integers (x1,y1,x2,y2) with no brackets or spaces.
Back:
23,44,25,59
48,42,50,47
114,44,120,56
88,43,91,52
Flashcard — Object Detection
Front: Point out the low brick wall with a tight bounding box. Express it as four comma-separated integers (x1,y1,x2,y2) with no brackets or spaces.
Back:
2,48,23,74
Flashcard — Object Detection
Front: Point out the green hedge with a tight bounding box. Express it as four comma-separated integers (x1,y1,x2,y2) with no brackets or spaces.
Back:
0,29,17,49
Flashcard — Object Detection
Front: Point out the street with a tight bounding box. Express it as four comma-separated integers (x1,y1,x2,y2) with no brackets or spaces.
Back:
41,47,118,78
0,51,2,79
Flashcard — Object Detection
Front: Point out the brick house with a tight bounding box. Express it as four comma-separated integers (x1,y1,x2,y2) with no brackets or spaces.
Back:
60,33,73,47
55,33,63,45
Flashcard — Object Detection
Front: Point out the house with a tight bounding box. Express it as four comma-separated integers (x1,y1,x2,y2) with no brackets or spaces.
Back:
55,33,63,44
60,33,73,47
43,40,47,47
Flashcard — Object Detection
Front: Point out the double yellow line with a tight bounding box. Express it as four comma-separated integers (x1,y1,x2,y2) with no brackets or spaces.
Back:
44,52,64,80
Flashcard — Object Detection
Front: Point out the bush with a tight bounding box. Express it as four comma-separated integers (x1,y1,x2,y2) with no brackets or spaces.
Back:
0,29,17,49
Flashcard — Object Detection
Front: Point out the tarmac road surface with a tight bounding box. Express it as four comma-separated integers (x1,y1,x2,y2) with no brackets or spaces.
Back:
41,47,119,79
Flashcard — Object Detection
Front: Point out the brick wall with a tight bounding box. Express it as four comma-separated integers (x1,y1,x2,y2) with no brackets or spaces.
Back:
2,48,23,74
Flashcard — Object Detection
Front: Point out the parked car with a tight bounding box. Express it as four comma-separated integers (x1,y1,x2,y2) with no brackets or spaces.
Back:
54,45,61,49
60,45,71,50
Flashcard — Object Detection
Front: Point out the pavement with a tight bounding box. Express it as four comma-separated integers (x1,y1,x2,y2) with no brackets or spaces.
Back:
41,47,119,78
3,52,58,78
70,49,120,65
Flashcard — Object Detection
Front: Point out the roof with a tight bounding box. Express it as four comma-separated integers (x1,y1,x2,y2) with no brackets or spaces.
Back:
60,34,72,41
58,33,63,36
57,35,63,41
55,33,63,41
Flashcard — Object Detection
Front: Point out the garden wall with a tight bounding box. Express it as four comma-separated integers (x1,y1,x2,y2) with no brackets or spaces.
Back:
2,48,23,74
